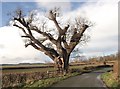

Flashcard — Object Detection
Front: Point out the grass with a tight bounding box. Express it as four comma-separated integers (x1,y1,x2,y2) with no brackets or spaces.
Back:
2,64,50,68
2,67,55,74
101,72,120,89
2,63,54,74
2,64,96,74
2,64,106,88
23,72,79,88
21,65,95,88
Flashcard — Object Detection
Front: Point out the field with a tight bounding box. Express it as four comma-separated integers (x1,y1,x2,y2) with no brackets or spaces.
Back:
1,62,114,88
2,62,109,74
2,64,55,74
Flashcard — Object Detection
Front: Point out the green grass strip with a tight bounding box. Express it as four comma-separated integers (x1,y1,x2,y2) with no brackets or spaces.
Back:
101,72,120,89
23,72,79,88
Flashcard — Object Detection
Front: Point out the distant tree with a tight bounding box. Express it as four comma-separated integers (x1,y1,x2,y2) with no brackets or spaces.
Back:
11,8,92,73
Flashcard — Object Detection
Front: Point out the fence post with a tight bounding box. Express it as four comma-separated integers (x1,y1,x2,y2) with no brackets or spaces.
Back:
113,60,119,81
47,71,49,78
118,59,120,82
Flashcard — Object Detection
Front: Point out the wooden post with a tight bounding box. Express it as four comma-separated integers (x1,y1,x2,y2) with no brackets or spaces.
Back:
117,52,120,82
113,61,118,80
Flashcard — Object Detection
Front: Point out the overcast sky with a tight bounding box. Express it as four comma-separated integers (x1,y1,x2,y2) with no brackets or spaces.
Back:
0,0,118,64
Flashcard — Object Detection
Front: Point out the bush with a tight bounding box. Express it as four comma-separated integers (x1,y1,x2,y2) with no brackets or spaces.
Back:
2,72,47,88
70,68,81,73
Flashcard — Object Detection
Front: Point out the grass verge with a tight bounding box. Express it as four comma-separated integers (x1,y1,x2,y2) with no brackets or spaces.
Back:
101,72,120,89
23,72,79,88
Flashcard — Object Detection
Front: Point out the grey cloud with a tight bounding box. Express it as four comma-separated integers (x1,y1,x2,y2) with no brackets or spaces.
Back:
0,44,5,49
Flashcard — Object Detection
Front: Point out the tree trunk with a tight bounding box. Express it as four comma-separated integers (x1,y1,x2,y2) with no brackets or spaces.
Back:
63,53,70,74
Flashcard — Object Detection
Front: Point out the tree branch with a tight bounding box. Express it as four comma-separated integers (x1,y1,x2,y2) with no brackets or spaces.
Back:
14,17,60,61
48,9,64,36
13,24,28,36
68,24,89,53
30,27,57,45
21,36,30,38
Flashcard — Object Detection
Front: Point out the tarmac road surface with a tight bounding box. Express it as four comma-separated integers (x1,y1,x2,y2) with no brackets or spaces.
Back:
50,67,111,88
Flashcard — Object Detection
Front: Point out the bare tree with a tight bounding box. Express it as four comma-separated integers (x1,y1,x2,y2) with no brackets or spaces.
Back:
11,8,92,73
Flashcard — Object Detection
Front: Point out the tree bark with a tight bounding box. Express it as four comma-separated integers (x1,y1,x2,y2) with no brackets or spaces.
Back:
63,52,70,74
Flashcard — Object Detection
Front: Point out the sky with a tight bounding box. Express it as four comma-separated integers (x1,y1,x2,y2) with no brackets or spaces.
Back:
0,0,118,64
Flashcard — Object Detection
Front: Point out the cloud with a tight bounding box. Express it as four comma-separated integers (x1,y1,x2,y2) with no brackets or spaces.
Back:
0,0,118,64
55,0,118,58
34,0,72,12
2,0,70,2
0,2,1,27
76,1,118,57
0,26,52,64
0,44,4,49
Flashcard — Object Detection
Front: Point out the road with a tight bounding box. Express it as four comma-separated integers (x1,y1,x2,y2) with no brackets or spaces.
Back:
50,67,111,88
